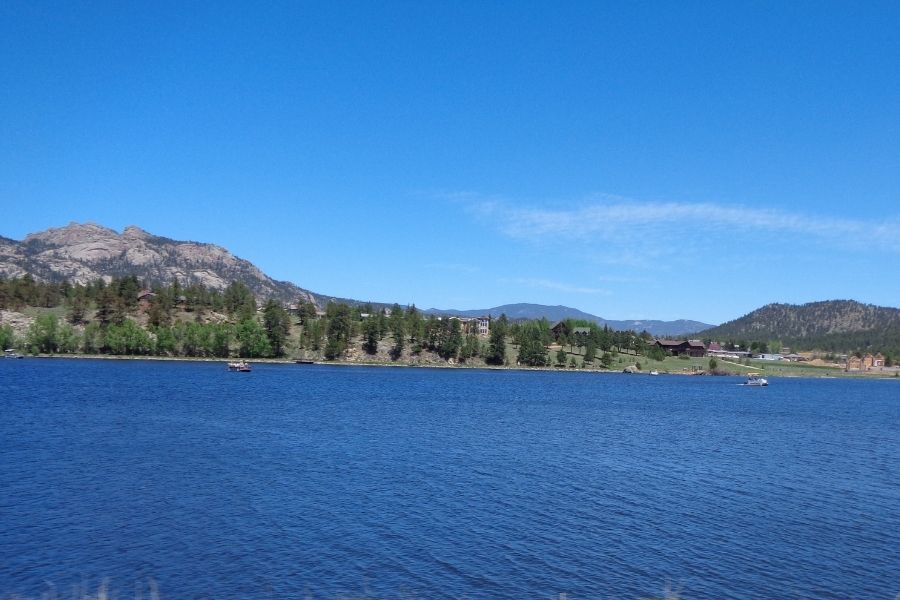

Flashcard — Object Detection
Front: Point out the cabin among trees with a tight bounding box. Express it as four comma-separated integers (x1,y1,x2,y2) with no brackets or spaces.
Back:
652,339,707,357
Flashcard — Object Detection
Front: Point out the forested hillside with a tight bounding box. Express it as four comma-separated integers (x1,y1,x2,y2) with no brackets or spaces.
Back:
699,300,900,354
0,275,649,366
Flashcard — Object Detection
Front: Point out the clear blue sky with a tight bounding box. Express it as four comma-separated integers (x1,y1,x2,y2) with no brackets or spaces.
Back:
3,1,899,324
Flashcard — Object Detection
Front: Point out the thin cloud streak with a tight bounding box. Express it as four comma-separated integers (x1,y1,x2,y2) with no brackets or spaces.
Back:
471,196,900,252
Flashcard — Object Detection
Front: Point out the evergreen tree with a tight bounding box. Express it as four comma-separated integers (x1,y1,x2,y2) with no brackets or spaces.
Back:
324,303,352,360
224,281,256,321
460,330,481,362
389,305,406,360
556,348,568,367
517,321,549,366
67,286,89,324
584,341,597,364
439,318,463,360
485,314,508,365
600,352,613,368
362,317,380,355
405,305,424,347
263,300,291,356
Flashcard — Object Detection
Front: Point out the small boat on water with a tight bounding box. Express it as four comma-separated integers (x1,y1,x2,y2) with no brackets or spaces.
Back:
649,370,659,376
744,372,768,386
227,361,252,372
295,359,315,364
3,349,23,359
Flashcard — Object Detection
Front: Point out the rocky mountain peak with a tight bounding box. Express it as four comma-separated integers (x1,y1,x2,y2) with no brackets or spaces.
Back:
122,225,152,240
2,222,317,304
23,222,118,247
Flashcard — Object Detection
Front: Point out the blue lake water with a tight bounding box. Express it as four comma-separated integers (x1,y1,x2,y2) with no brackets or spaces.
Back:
1,359,898,599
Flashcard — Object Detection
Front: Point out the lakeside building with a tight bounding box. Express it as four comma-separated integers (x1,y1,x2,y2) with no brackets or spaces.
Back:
846,353,887,371
446,316,491,337
653,339,707,357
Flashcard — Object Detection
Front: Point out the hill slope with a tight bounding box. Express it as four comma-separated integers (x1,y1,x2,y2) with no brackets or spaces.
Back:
427,303,713,336
699,300,900,353
0,222,315,303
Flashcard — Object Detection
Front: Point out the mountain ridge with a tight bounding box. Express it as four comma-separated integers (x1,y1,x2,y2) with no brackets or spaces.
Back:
426,303,714,336
698,300,900,353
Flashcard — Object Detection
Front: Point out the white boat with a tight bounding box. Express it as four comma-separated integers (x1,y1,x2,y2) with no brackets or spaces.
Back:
649,370,659,376
744,373,768,386
3,349,23,359
227,361,252,372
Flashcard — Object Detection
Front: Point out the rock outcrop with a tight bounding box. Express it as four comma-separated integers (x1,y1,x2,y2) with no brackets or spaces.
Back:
1,222,315,303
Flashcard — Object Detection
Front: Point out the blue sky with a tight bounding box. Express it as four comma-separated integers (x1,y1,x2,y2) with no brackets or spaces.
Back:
2,2,899,324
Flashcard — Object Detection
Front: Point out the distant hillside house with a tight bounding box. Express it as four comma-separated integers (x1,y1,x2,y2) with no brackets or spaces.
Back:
137,289,156,310
551,322,568,339
873,353,885,368
846,356,863,371
476,317,490,337
756,353,784,361
862,353,874,369
654,339,706,357
551,322,591,341
447,316,490,337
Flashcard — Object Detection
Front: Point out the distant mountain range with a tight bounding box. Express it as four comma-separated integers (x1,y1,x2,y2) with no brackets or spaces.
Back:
698,300,900,353
426,304,714,336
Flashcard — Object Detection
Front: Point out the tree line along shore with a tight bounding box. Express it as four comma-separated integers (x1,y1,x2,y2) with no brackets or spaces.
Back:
2,275,898,378
0,274,655,367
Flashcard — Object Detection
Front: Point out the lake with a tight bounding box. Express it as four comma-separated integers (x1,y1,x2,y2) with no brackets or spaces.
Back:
1,359,898,599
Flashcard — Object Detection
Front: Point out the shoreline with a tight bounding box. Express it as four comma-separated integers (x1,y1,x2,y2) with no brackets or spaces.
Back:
11,352,900,380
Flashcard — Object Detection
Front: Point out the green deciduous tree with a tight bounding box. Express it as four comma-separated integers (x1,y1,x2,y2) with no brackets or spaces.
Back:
647,344,666,362
27,313,60,353
0,324,18,351
236,319,272,358
105,320,153,355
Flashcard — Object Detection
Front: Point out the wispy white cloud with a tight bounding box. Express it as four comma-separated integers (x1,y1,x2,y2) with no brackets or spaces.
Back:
464,193,900,253
499,277,612,295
